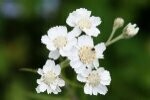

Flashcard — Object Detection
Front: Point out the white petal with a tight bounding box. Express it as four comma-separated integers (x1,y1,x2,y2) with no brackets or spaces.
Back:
66,12,78,27
75,8,91,18
62,37,77,52
92,87,99,95
59,49,67,57
41,35,56,51
90,16,101,27
97,84,108,95
100,70,111,85
67,47,79,61
57,78,65,87
70,37,77,46
66,8,91,27
60,48,74,57
97,67,105,73
53,65,61,76
43,60,55,73
50,84,57,90
80,67,91,77
93,59,99,69
37,68,43,75
95,43,106,58
37,79,42,84
77,74,86,82
84,83,92,95
78,35,94,47
70,60,82,69
83,27,100,37
37,83,47,92
48,50,60,60
47,87,52,94
55,86,61,93
36,86,41,93
47,42,56,51
87,63,94,69
53,90,59,94
68,27,82,37
48,26,67,39
41,35,50,44
74,65,87,75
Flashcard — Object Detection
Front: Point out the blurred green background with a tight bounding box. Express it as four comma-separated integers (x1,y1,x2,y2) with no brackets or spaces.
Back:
0,0,150,100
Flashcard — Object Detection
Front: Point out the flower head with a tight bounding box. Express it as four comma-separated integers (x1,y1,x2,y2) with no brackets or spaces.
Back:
77,67,111,95
41,26,77,59
68,35,106,74
66,8,101,37
122,23,139,38
36,60,65,94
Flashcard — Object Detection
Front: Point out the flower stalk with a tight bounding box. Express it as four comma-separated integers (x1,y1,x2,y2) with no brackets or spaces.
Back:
106,27,117,43
20,68,37,73
105,34,124,47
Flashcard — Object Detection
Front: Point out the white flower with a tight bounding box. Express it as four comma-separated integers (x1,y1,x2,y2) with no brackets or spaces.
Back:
68,35,106,74
66,8,101,37
113,17,124,30
36,60,65,94
77,67,111,95
41,26,77,59
122,23,139,38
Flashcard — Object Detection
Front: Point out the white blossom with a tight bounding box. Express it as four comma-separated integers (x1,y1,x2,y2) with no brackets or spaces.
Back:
123,23,139,38
36,60,65,94
77,67,111,95
41,26,77,59
68,35,106,74
66,8,101,37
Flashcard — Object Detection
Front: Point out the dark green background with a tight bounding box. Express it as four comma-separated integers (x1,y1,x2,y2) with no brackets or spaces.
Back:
0,0,150,100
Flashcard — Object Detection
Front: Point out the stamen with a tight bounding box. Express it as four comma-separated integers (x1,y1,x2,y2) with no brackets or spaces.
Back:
79,46,96,64
87,71,100,87
77,18,91,30
43,71,56,85
53,36,67,48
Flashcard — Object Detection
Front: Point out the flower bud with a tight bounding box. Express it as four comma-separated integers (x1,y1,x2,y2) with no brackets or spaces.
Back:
122,23,139,38
113,17,124,30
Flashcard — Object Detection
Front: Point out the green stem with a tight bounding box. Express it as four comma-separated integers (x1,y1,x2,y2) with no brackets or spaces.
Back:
19,59,69,73
20,68,37,73
61,74,82,88
60,59,82,88
106,27,117,43
60,59,69,69
105,34,124,47
65,84,79,100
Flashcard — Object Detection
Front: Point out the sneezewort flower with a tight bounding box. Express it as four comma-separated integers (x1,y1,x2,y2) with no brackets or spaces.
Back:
68,35,106,74
66,8,101,37
41,26,77,59
77,67,111,95
122,23,139,38
36,60,65,94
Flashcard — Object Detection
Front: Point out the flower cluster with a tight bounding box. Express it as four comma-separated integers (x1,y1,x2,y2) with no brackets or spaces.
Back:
36,8,139,96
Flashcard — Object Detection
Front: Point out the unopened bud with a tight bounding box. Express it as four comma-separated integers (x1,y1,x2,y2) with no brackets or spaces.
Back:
113,17,124,30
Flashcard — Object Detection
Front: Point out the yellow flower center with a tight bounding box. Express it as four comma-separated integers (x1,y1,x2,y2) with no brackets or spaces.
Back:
43,71,56,85
53,36,67,48
87,71,100,87
77,18,91,29
79,46,96,64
